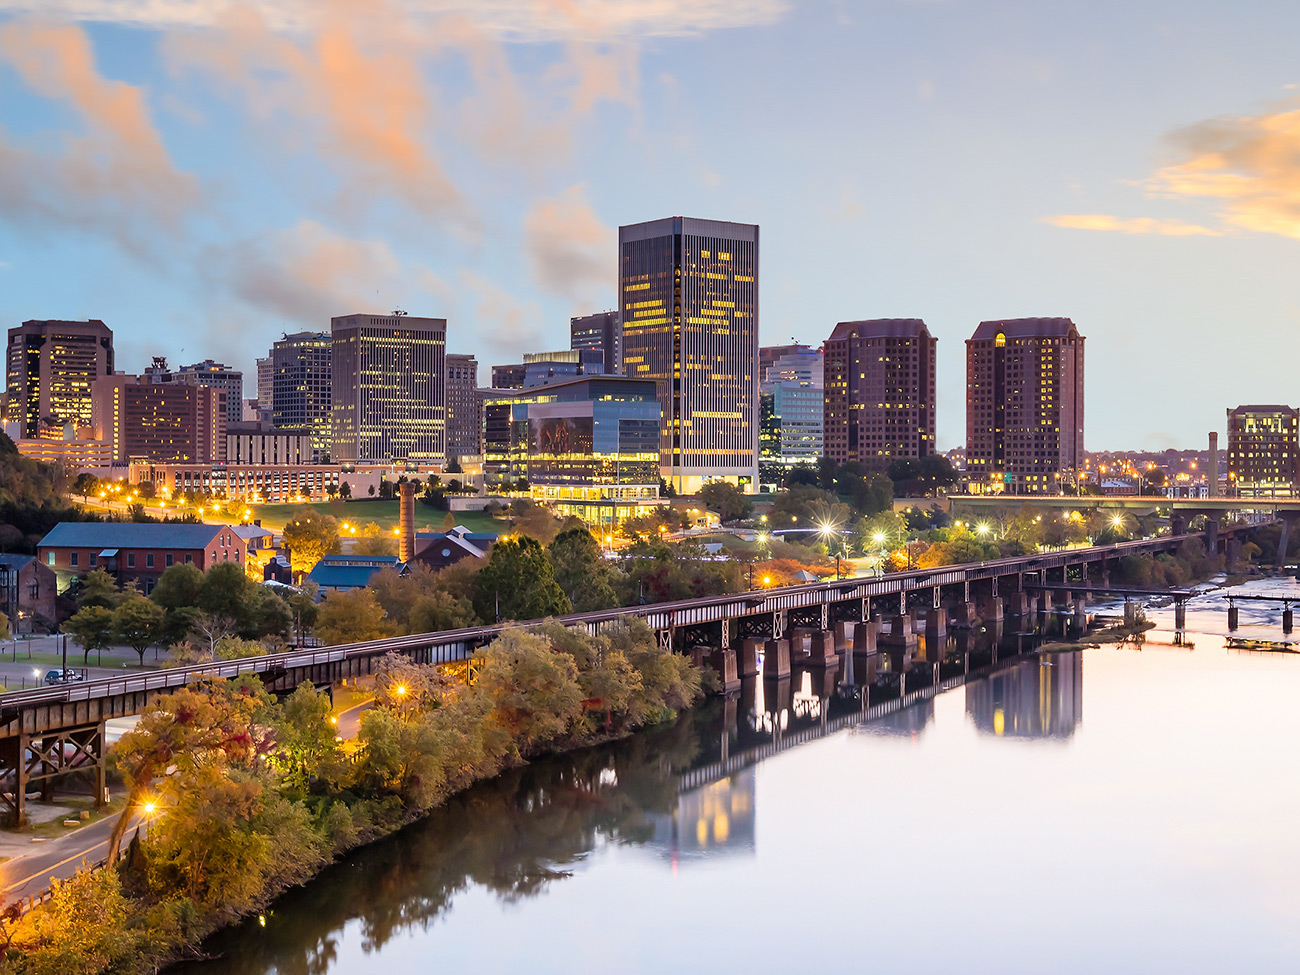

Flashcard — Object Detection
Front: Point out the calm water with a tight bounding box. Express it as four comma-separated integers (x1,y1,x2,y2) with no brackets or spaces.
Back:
175,581,1300,975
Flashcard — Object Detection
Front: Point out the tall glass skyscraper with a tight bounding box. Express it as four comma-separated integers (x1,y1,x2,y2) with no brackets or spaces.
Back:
330,313,446,465
618,217,759,494
5,319,114,438
271,331,332,462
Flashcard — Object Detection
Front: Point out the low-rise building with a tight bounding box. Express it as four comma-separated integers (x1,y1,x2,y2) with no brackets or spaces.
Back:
226,421,312,466
410,526,496,570
127,462,379,503
305,555,404,593
37,522,247,593
12,437,113,469
0,554,59,633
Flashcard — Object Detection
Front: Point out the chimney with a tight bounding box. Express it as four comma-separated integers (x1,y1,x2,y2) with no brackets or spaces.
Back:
398,481,416,562
1208,432,1219,497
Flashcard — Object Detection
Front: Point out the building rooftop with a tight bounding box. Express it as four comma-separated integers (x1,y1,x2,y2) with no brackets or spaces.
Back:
0,555,36,571
38,522,227,550
1228,405,1298,414
828,319,930,342
970,317,1079,341
305,561,402,591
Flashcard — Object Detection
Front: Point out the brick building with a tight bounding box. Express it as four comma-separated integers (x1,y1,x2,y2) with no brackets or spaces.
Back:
38,522,247,594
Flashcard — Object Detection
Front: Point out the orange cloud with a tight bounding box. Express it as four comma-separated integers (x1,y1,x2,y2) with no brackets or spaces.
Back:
0,19,196,254
523,184,614,299
459,270,547,353
1047,214,1221,237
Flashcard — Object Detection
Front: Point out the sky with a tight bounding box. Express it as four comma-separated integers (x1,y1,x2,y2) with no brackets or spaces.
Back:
0,0,1298,451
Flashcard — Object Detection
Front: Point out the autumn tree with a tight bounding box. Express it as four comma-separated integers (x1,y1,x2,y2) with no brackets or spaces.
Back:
699,481,753,523
314,588,396,646
281,507,341,579
474,629,583,752
353,522,397,557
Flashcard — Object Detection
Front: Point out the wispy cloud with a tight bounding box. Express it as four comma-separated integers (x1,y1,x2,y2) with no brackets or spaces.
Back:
0,1,788,39
1046,214,1221,237
523,183,614,300
0,19,198,256
1050,97,1300,242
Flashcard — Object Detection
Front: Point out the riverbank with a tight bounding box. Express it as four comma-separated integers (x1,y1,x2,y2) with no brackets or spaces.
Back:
1,619,702,974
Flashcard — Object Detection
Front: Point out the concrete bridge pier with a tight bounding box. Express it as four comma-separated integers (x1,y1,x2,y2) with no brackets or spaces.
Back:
1072,598,1087,636
789,628,813,665
924,607,946,644
707,648,741,695
1227,537,1243,570
809,630,838,666
1174,601,1186,631
1009,592,1032,619
952,601,979,628
1170,513,1187,536
1277,512,1298,564
852,621,878,655
1284,607,1294,634
738,638,762,678
1205,517,1220,554
879,614,918,650
763,638,791,679
1228,605,1239,631
982,596,1004,623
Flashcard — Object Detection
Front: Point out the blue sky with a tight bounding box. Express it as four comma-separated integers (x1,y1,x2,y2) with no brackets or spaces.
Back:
1,0,1298,450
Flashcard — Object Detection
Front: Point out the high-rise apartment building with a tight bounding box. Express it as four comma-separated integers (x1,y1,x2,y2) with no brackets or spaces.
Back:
330,313,446,465
445,353,480,462
1226,405,1299,498
619,216,759,493
5,320,114,438
823,320,936,470
272,331,332,462
965,318,1085,494
91,375,225,464
570,311,622,373
178,360,243,426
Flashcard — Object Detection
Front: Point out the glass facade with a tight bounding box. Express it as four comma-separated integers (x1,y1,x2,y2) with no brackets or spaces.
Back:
272,331,333,462
5,320,114,439
619,217,759,492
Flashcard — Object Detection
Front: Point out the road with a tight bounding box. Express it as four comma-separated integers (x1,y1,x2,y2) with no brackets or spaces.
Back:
0,808,142,903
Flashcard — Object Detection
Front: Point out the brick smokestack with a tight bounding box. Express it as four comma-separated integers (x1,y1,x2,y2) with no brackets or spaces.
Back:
399,481,416,562
1208,432,1219,497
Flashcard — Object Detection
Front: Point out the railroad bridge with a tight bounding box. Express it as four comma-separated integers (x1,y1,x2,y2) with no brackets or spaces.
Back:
0,527,1248,824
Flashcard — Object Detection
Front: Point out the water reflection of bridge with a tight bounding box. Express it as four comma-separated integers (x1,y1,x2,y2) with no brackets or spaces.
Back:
676,625,1080,795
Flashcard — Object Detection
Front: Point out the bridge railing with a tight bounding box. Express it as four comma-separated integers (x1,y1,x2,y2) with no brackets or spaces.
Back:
0,533,1201,711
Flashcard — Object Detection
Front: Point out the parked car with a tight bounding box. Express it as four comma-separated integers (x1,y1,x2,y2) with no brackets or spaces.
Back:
43,668,87,685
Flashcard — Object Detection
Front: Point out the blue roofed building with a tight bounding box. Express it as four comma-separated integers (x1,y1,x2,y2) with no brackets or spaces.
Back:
305,555,405,594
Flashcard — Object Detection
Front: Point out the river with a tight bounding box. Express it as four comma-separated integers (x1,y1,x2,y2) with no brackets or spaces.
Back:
173,579,1300,974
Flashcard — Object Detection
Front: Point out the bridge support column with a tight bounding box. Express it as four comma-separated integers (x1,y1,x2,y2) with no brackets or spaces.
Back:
1073,598,1087,636
1174,601,1186,631
1228,605,1239,631
763,639,791,679
924,607,946,644
1277,513,1298,565
1205,517,1220,555
1284,608,1294,635
953,601,978,628
737,638,762,678
983,596,1004,623
809,630,838,666
1227,537,1242,569
707,648,740,695
1170,513,1187,536
1009,592,1031,618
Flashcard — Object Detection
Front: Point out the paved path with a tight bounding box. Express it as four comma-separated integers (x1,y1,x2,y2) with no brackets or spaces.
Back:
0,808,142,903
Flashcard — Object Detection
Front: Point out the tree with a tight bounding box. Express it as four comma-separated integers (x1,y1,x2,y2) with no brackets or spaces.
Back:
150,562,204,611
442,511,456,531
475,629,583,752
112,597,166,666
354,522,397,557
314,588,396,645
548,527,618,612
0,611,8,642
339,480,352,499
699,481,753,523
72,472,100,500
191,611,239,658
65,605,115,663
281,507,340,579
271,681,344,793
409,590,478,633
76,567,121,610
474,536,570,622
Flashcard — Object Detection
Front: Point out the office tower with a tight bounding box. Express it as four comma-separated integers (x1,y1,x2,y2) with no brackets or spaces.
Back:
618,216,759,493
965,318,1085,494
178,360,243,426
759,343,823,476
256,357,273,410
5,319,114,438
91,375,225,464
272,331,332,462
491,363,527,390
570,311,622,373
1226,405,1299,498
445,353,480,462
823,320,936,470
330,312,446,465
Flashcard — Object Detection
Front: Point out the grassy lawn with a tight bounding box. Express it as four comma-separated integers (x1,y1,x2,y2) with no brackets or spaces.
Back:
251,500,501,536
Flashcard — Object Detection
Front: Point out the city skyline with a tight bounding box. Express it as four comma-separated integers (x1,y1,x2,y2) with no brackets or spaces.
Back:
0,3,1297,450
